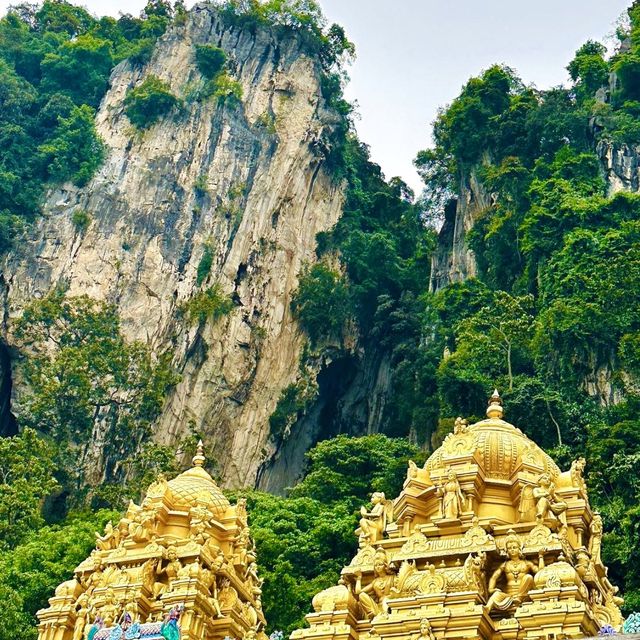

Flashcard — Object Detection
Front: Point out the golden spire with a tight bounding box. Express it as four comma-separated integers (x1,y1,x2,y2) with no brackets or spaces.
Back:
192,439,205,467
486,389,503,419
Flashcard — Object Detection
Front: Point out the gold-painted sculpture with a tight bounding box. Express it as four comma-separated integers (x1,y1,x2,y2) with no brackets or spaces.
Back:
293,390,624,640
36,442,267,640
485,531,542,613
436,470,466,519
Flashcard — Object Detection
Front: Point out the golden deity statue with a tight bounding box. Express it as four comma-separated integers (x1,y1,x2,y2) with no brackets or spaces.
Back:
436,470,466,519
485,531,542,613
293,390,624,640
354,547,396,619
36,442,267,640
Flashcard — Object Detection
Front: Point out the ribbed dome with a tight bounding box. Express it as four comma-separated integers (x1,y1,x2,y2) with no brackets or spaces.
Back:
167,465,230,514
425,391,560,481
163,441,230,515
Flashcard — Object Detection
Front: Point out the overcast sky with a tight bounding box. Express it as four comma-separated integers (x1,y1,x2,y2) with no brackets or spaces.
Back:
0,0,631,191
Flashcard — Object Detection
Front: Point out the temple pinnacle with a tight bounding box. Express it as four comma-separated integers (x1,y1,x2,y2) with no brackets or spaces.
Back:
486,388,503,419
192,439,205,467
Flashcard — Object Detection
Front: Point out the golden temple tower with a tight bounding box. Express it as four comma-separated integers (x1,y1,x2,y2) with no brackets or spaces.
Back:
293,391,623,640
37,442,266,640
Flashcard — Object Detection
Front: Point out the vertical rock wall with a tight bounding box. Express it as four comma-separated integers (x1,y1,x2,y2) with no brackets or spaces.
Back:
1,3,345,488
429,168,490,292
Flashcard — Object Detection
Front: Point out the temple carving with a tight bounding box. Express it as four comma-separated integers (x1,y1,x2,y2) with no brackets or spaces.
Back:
294,391,623,640
36,442,266,640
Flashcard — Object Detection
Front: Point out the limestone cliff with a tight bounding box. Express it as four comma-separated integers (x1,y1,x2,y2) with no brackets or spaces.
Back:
429,167,490,292
598,139,640,194
431,140,640,293
0,3,345,488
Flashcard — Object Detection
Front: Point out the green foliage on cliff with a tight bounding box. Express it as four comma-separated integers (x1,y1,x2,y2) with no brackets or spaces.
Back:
291,263,352,345
124,74,179,129
180,284,234,325
218,0,354,70
195,43,227,79
0,0,179,251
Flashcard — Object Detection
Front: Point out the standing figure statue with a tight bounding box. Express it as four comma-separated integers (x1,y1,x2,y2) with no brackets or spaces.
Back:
355,492,394,545
354,547,395,620
485,532,543,613
97,589,119,627
72,593,91,640
160,604,183,640
533,473,567,532
437,470,466,519
590,512,603,565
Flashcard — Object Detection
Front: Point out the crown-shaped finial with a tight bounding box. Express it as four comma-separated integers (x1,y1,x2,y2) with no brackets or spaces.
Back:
486,389,503,419
192,440,205,467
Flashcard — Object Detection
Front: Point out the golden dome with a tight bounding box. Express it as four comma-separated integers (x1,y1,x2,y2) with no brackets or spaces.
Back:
166,441,230,515
425,391,560,481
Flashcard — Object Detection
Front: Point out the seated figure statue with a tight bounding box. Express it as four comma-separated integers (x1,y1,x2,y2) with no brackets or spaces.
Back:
353,547,395,619
485,532,543,613
355,492,393,545
533,473,567,532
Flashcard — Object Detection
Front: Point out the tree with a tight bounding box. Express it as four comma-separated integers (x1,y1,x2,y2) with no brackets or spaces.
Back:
124,75,179,129
0,509,117,638
244,491,354,634
289,434,424,510
535,220,640,386
243,434,423,633
455,292,536,392
38,104,105,186
15,291,178,495
567,40,608,103
40,34,114,108
0,428,59,549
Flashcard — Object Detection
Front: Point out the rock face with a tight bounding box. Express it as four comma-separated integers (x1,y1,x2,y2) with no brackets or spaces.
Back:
429,168,490,292
1,4,344,488
598,139,640,194
257,348,393,492
432,141,640,294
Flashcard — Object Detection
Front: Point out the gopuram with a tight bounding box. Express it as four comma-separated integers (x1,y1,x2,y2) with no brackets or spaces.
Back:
36,443,266,640
294,391,624,640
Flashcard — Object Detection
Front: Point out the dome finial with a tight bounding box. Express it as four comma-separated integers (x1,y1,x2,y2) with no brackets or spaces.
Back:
192,440,205,467
486,389,503,419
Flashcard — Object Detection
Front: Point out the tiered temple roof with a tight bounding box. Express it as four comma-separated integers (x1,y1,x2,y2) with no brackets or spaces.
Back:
37,442,266,640
293,391,623,640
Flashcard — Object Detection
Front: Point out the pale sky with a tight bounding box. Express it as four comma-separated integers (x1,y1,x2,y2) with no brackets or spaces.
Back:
0,0,631,192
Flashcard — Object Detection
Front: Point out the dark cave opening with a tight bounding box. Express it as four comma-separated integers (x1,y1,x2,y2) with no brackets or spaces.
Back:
0,342,17,437
314,354,359,441
256,354,360,494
